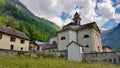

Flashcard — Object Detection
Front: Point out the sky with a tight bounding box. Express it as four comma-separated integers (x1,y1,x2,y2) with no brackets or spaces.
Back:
19,0,120,30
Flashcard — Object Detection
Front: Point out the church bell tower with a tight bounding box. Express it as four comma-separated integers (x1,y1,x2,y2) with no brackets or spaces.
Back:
72,12,81,25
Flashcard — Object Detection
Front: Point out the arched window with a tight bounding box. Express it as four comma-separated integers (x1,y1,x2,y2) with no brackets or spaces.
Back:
86,45,89,48
61,36,66,40
84,35,89,38
52,41,57,45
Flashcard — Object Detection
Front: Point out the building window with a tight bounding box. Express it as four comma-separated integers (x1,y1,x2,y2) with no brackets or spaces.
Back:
61,36,66,40
20,39,25,44
53,41,57,45
84,35,89,38
10,45,14,50
21,47,23,50
0,33,2,39
37,46,40,50
10,37,16,42
86,45,89,48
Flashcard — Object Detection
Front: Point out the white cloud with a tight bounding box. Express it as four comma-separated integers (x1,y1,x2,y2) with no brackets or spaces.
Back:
19,0,117,29
49,17,63,27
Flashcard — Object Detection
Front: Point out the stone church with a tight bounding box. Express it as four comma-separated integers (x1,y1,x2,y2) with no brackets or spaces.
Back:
50,12,103,53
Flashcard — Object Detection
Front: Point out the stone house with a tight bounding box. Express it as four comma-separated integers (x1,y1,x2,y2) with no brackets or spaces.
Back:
41,44,57,52
29,41,39,51
0,25,30,51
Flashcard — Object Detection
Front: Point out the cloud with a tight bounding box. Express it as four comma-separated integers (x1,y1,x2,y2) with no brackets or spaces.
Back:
19,0,117,29
49,17,63,27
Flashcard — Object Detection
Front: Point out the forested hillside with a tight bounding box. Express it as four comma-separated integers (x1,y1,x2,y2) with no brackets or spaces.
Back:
0,0,61,41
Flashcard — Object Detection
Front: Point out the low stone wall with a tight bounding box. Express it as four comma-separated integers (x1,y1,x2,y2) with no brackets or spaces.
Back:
82,51,120,64
0,49,38,57
0,49,67,58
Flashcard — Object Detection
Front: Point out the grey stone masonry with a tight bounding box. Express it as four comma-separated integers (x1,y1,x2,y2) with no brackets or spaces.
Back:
82,51,120,64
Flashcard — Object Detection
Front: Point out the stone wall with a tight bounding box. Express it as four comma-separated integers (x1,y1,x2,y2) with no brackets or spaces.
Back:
0,49,67,58
82,51,120,64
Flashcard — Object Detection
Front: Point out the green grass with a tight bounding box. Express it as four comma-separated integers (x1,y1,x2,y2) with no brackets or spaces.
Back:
0,56,119,68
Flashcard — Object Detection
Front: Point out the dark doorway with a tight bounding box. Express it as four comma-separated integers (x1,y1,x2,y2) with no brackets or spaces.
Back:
10,45,14,50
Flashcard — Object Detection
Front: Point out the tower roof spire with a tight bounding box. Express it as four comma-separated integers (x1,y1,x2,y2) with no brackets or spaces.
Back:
72,12,81,25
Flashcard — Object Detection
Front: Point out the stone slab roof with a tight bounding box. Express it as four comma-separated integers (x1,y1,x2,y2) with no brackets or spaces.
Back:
60,22,100,33
42,44,57,50
0,25,30,40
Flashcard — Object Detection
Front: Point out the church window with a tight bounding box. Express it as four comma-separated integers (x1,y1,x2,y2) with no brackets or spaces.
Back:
21,47,23,50
86,45,89,48
53,41,57,45
84,35,89,38
61,36,66,40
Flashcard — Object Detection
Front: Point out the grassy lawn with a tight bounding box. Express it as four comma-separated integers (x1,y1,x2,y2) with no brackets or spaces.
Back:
0,56,119,68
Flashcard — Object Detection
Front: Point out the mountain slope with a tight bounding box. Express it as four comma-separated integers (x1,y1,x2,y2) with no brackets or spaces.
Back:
0,0,61,41
101,24,120,51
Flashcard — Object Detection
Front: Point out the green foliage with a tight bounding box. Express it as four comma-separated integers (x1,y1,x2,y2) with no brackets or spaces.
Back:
0,56,119,68
0,0,61,41
0,0,6,6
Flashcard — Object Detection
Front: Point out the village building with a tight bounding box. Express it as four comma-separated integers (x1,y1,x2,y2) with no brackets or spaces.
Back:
102,46,112,52
50,12,103,53
41,44,57,52
0,25,30,51
29,41,39,51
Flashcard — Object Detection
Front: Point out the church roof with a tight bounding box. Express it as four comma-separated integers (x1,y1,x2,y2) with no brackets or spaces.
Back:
63,22,78,27
76,22,100,33
57,27,76,33
58,22,100,33
0,25,30,40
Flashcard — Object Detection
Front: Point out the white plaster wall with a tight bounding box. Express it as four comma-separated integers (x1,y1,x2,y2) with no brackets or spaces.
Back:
58,30,77,50
78,28,93,53
69,30,77,42
68,43,82,61
50,36,58,44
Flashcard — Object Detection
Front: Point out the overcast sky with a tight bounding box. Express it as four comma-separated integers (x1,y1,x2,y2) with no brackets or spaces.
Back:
19,0,120,30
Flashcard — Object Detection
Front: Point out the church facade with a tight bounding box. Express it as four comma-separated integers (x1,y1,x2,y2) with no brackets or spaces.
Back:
50,12,103,53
